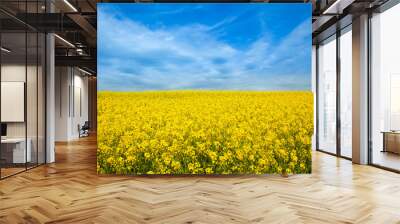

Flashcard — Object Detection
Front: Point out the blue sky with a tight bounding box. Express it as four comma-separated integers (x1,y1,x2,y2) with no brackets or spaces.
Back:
98,3,311,91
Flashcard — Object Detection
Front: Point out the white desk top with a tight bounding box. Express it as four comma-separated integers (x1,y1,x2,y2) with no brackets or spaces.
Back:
1,138,29,143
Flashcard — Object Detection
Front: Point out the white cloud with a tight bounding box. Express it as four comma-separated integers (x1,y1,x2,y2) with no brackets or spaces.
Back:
98,9,311,91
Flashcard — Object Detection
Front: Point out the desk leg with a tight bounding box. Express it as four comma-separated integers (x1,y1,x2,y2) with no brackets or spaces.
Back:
382,133,386,153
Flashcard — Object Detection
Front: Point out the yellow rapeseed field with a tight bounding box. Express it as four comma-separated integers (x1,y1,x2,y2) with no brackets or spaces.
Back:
97,91,313,174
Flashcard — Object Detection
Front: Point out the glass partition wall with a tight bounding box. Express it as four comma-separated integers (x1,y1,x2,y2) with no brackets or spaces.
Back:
339,26,352,159
0,31,27,177
370,2,400,171
317,35,337,155
315,1,400,171
0,3,46,179
316,25,353,159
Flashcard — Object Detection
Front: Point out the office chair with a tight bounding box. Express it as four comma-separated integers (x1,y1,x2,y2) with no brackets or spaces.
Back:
79,121,90,138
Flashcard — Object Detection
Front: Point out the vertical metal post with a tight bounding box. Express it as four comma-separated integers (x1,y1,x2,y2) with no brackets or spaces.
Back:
367,11,373,164
316,44,320,150
336,27,341,157
44,30,47,164
36,0,39,167
25,0,28,171
0,22,2,179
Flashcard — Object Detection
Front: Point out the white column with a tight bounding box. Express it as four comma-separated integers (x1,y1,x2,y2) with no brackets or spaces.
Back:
45,0,56,163
55,67,74,141
46,33,55,163
352,14,369,164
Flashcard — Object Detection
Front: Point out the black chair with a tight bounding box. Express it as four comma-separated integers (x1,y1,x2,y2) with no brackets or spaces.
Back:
79,121,90,138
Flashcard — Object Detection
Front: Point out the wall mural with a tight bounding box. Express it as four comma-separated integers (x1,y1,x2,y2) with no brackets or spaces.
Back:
97,3,313,175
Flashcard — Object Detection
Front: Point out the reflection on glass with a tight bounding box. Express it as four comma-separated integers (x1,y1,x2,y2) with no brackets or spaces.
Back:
371,3,400,171
1,32,27,177
340,27,352,158
390,75,400,130
27,31,38,169
38,33,46,165
318,35,337,154
0,1,47,179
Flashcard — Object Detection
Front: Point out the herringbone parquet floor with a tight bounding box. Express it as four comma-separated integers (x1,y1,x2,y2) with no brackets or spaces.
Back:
1,135,400,224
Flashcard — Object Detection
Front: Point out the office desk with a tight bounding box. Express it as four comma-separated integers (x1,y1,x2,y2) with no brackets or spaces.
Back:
381,131,400,154
1,138,32,163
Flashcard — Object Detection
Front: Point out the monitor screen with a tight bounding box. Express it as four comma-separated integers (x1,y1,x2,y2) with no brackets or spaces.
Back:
1,123,7,137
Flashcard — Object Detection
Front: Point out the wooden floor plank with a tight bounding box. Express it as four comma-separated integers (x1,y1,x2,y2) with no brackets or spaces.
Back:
0,135,399,223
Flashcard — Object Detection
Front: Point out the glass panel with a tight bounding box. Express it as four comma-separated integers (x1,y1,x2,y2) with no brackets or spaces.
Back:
38,32,45,165
0,1,46,179
27,30,38,169
371,4,400,171
340,27,352,158
318,35,337,154
312,45,317,151
26,0,39,169
1,31,27,177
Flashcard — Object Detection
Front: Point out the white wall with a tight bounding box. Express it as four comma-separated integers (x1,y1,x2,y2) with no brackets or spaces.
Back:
1,65,27,141
55,66,70,141
1,82,25,122
72,72,89,138
1,63,46,164
55,67,89,141
1,65,40,137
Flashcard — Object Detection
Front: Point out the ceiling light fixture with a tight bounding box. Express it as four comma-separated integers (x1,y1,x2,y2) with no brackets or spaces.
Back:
54,34,75,48
1,47,11,53
322,0,341,15
76,48,85,56
63,0,78,12
322,0,354,15
78,67,93,76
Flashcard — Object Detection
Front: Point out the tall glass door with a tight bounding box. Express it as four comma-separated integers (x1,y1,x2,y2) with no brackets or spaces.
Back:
1,30,28,177
370,2,400,171
0,1,46,179
317,35,337,154
339,26,352,158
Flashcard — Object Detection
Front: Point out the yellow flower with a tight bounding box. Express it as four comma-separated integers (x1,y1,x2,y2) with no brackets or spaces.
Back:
188,163,195,171
106,157,113,164
126,156,135,162
97,91,313,174
249,155,255,161
171,161,181,170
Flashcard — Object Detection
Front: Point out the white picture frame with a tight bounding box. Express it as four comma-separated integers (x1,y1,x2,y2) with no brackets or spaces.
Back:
1,81,25,122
